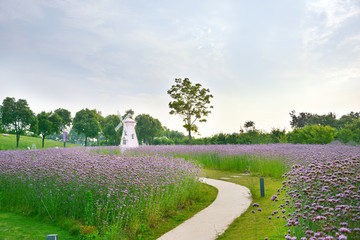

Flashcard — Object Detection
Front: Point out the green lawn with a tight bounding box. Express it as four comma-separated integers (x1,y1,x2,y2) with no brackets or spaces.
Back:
202,169,287,240
0,211,77,240
0,133,80,150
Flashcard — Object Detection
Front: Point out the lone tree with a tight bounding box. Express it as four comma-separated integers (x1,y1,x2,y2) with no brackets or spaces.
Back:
1,97,35,149
72,108,101,146
167,78,213,144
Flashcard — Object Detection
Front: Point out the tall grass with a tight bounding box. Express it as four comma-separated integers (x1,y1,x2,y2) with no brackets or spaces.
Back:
164,152,289,179
0,148,202,239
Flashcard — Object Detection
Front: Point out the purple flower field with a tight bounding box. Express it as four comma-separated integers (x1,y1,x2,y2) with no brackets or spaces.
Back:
1,143,359,239
275,158,360,240
126,144,360,239
127,144,360,165
0,147,201,236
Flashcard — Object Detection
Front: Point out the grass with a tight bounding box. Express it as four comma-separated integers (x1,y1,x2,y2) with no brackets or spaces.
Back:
0,133,80,150
139,182,218,239
0,183,217,240
0,211,77,240
174,153,290,179
202,169,287,240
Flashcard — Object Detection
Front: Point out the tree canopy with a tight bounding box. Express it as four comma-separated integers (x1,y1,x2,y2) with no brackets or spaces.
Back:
1,97,35,148
102,114,121,145
167,78,213,144
54,108,72,129
72,108,101,146
37,111,62,148
135,114,162,145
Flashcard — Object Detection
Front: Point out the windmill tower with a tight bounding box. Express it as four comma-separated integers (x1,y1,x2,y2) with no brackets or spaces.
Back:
115,111,139,148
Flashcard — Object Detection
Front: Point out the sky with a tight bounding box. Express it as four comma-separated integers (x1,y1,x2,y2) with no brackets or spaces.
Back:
1,0,359,137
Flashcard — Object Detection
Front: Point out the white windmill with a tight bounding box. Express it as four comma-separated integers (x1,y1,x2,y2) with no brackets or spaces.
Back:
115,111,139,148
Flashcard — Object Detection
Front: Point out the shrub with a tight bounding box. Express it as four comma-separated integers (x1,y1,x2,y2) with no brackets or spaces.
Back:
288,125,337,144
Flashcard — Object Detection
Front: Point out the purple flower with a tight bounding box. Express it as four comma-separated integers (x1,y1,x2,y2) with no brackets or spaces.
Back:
339,235,347,240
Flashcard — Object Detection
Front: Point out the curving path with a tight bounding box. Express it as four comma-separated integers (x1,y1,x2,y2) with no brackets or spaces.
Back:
157,177,252,240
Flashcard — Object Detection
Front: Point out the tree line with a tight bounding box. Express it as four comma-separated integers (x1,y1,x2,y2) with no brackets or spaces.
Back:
0,97,186,149
1,96,359,148
189,112,360,145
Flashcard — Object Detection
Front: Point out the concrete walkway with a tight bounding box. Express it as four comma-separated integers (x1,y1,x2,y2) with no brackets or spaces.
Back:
157,177,252,240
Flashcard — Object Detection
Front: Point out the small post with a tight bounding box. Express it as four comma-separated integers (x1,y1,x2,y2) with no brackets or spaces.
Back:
260,178,265,197
47,234,58,240
63,131,67,148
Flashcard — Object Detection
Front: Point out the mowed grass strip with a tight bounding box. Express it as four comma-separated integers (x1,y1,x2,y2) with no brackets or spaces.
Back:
0,133,80,150
203,169,287,240
0,211,76,240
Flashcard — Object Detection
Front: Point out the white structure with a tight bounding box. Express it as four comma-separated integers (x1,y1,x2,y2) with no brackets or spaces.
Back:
115,111,139,148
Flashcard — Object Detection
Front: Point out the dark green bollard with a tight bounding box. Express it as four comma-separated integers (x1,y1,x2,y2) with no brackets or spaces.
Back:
260,178,265,197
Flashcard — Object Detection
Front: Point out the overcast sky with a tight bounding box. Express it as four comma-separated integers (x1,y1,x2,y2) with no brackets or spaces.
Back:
1,0,359,137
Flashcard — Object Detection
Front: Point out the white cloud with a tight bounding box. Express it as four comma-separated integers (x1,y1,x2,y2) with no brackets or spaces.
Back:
303,0,360,49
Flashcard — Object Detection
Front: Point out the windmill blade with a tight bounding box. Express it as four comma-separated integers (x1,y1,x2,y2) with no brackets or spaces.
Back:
117,110,123,122
123,112,132,120
115,122,123,132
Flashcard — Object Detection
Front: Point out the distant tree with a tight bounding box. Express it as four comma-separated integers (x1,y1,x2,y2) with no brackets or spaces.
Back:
54,108,72,129
337,112,360,129
135,114,162,145
72,108,101,146
91,110,105,146
124,109,135,119
270,128,287,143
308,113,337,128
0,105,2,133
102,114,121,145
244,121,255,132
162,127,186,139
289,111,312,128
1,97,35,149
290,111,338,129
167,78,213,144
37,111,62,148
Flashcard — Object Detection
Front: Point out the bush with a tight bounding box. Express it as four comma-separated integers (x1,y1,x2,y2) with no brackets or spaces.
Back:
336,128,354,143
288,125,337,144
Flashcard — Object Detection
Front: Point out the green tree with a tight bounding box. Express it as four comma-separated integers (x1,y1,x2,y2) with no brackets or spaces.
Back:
37,111,62,148
336,128,354,144
270,128,287,143
135,114,162,145
337,112,360,129
72,108,101,146
244,121,255,132
1,97,35,149
102,114,121,145
54,108,72,129
289,111,312,128
162,127,186,143
167,78,213,144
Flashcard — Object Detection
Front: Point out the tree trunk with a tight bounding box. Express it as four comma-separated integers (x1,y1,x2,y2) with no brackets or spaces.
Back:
188,129,192,145
85,137,87,147
16,134,20,149
42,135,45,148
